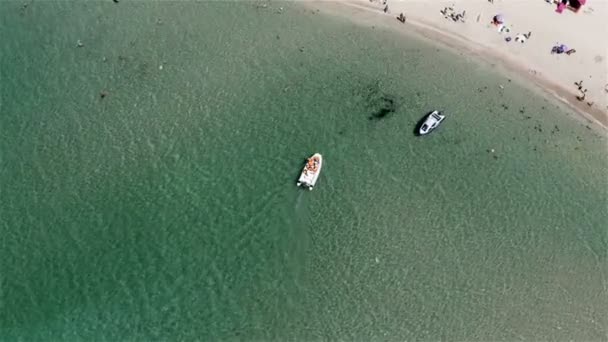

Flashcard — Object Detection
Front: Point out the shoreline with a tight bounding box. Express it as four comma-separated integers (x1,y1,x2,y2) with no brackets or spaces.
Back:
302,0,608,133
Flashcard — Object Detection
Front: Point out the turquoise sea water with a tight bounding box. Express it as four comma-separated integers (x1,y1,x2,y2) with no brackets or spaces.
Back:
1,1,606,340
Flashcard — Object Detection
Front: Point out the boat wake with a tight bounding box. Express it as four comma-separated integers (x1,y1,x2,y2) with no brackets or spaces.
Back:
289,190,310,282
293,191,311,234
294,191,305,212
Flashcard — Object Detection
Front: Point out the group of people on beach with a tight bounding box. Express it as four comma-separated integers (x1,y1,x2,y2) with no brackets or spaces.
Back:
551,44,576,55
375,0,597,107
441,6,466,23
552,0,586,13
575,80,589,103
491,15,533,44
437,2,595,107
492,13,579,57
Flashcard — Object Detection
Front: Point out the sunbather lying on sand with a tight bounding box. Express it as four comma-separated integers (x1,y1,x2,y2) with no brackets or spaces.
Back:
551,44,576,55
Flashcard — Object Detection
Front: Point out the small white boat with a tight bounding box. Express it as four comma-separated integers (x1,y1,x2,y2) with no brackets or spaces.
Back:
296,153,322,190
419,110,446,135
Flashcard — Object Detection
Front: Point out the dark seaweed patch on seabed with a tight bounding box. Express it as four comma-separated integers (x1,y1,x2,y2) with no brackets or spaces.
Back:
358,81,399,120
368,95,397,120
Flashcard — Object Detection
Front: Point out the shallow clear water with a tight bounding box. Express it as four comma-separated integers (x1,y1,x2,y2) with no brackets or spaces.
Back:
1,1,606,340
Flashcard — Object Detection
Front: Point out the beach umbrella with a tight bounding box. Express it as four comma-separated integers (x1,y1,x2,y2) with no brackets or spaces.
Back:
494,14,504,23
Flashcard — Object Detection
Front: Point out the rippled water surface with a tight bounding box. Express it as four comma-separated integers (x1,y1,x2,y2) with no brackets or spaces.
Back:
1,1,606,340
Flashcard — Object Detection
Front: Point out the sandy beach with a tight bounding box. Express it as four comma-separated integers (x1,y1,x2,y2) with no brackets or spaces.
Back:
306,0,608,130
